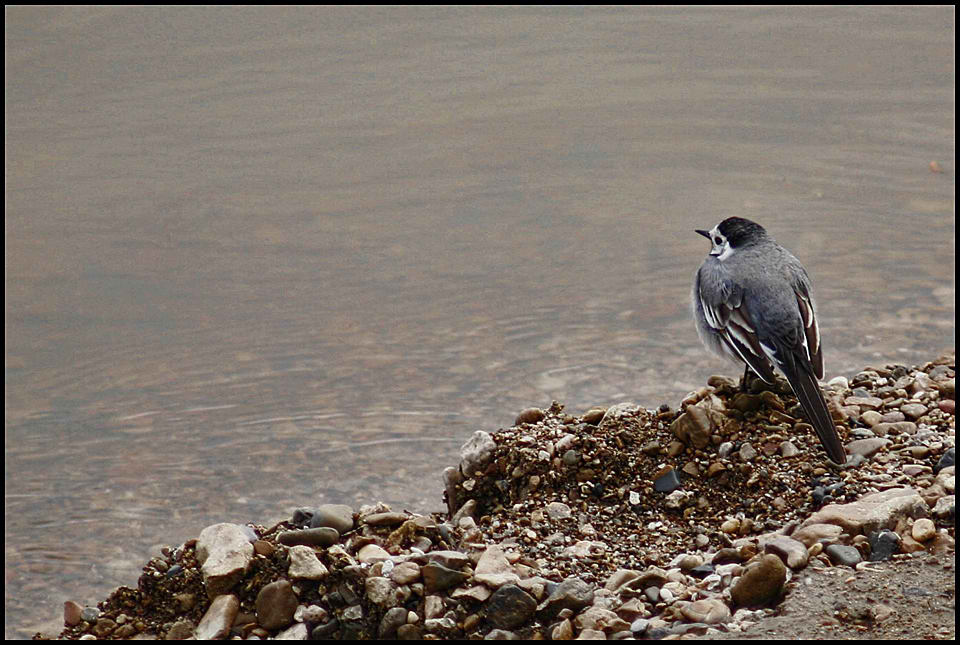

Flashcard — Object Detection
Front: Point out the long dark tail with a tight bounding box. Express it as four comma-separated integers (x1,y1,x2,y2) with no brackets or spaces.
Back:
785,362,846,464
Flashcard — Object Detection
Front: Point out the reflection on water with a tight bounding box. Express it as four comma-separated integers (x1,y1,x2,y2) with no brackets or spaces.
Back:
5,6,954,638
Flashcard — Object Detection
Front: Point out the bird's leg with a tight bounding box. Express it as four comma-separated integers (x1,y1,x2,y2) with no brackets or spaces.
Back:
739,364,751,393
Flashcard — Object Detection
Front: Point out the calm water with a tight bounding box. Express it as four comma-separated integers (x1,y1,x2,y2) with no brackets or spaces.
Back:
5,6,954,638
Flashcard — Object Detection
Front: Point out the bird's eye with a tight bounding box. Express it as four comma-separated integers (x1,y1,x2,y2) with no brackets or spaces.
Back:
714,237,723,245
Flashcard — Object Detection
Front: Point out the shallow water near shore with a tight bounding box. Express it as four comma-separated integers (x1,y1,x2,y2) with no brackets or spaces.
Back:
4,6,955,638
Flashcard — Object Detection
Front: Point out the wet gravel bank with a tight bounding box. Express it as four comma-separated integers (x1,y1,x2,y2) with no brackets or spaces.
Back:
44,352,954,640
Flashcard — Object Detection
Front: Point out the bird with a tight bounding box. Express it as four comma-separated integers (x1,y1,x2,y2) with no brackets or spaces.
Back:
691,216,846,464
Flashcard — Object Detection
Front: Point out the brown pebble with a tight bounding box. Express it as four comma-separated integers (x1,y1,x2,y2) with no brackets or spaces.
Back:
929,160,944,173
63,601,83,627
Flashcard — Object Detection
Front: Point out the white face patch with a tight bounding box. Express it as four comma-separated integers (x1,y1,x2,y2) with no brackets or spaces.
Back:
708,227,732,260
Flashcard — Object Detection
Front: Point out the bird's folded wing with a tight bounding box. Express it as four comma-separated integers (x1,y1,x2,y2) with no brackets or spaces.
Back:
698,281,777,384
793,280,824,380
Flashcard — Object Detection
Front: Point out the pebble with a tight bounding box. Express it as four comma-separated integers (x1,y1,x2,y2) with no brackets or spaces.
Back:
287,545,329,580
730,554,786,607
357,544,391,563
868,529,901,561
487,585,537,630
515,407,546,425
310,504,355,534
255,580,298,630
825,544,862,567
277,527,339,548
460,431,497,476
764,536,809,569
422,562,470,592
79,606,100,623
654,466,682,493
911,518,937,542
63,601,83,627
196,523,254,597
679,598,732,624
900,403,929,420
538,577,595,621
194,594,239,640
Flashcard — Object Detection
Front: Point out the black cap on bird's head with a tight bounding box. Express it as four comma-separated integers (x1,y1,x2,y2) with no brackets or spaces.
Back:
696,217,768,249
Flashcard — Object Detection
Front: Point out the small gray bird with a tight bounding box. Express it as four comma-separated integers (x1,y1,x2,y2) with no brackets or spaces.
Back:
692,217,846,463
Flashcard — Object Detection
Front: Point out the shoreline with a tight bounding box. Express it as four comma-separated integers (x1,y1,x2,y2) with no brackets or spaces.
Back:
45,351,954,640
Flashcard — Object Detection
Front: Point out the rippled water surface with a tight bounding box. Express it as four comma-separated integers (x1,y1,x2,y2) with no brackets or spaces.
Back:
5,6,954,638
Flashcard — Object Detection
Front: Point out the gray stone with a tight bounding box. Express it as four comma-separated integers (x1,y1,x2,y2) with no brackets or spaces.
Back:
278,527,340,548
256,580,299,631
487,584,537,630
422,562,470,593
460,431,497,476
824,544,862,567
196,523,254,597
378,607,408,638
537,576,594,620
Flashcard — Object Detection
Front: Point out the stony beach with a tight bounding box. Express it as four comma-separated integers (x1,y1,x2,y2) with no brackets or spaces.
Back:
46,351,954,640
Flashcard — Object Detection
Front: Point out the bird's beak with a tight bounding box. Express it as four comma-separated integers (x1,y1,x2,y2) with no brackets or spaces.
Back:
695,229,711,239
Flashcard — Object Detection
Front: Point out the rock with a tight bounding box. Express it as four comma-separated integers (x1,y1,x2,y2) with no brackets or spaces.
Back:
390,561,422,585
357,544,391,563
790,523,843,547
730,554,786,607
256,580,298,630
868,529,901,561
911,518,937,542
537,577,594,620
485,628,521,640
424,550,470,570
545,502,573,521
798,488,930,536
379,607,409,638
824,544,862,567
422,562,470,592
195,524,255,597
654,466,681,493
310,504,355,534
278,527,340,548
366,576,402,609
79,606,100,623
165,619,196,640
487,585,537,630
671,406,713,449
679,598,731,625
275,623,309,639
195,594,239,640
601,402,641,423
63,601,83,627
582,408,607,425
845,438,890,459
900,403,928,420
763,536,809,569
287,545,329,580
551,618,574,640
515,407,546,425
474,545,520,588
461,431,497,476
939,399,955,415
363,512,410,527
604,569,641,592
574,606,630,633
